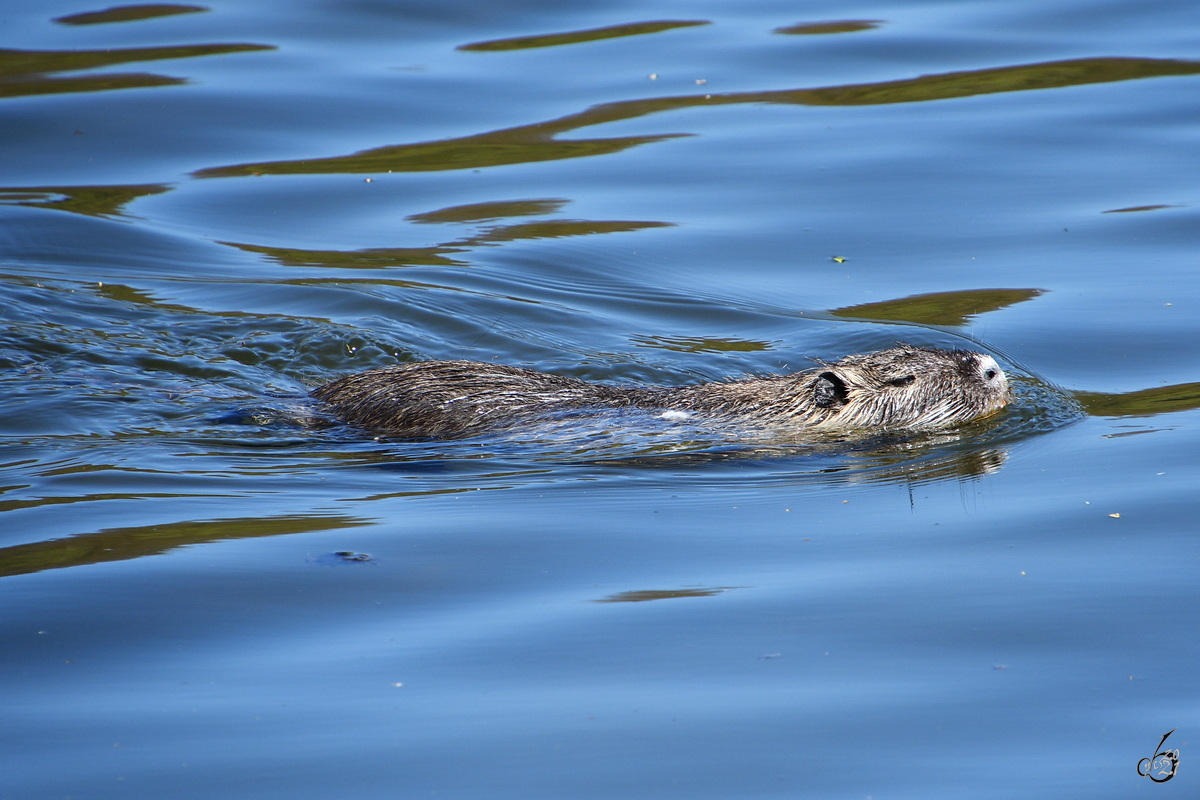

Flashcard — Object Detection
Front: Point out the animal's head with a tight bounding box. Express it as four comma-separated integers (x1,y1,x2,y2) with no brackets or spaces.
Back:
808,344,1009,430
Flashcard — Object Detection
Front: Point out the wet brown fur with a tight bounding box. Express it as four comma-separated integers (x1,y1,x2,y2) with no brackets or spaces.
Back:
313,344,1009,438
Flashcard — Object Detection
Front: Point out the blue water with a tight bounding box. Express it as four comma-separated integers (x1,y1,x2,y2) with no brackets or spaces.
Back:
2,0,1198,797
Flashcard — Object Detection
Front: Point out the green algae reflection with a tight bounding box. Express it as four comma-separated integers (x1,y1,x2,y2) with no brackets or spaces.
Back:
407,198,569,224
1074,383,1200,417
631,335,771,354
54,4,208,25
1102,204,1177,213
774,20,883,35
0,41,273,99
194,57,1200,179
0,514,372,579
195,122,679,178
0,183,172,217
594,587,738,603
224,209,673,269
832,288,1045,327
226,241,471,269
458,20,709,52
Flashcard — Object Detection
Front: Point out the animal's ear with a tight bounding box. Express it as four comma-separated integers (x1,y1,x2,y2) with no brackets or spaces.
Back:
814,371,849,408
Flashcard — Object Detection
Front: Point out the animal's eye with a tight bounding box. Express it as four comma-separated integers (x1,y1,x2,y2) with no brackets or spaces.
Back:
886,375,915,388
984,369,997,381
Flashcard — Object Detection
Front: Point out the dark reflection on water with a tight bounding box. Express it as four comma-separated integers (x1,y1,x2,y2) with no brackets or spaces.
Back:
307,550,375,565
565,442,1012,486
457,20,710,52
223,213,673,269
305,441,1019,495
195,120,679,178
0,42,274,99
1074,382,1200,416
594,587,740,602
407,198,569,224
225,241,470,269
53,4,209,26
0,514,372,578
774,20,884,35
194,57,1200,178
831,289,1045,327
631,336,772,354
0,488,216,515
0,184,173,218
468,219,672,244
549,391,1040,479
841,445,1009,486
1102,204,1178,213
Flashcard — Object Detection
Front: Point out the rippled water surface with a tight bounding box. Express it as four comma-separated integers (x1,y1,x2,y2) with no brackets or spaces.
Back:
3,0,1199,797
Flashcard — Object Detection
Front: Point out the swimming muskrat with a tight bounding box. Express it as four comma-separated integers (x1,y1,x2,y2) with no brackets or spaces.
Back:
313,344,1009,439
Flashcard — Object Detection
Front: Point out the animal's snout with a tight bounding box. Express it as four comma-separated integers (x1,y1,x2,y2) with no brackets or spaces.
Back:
975,355,1009,404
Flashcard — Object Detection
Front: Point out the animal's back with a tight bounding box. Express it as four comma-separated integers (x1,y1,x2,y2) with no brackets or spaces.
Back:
313,360,669,438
